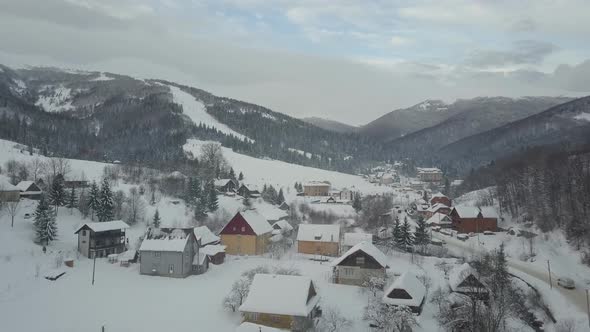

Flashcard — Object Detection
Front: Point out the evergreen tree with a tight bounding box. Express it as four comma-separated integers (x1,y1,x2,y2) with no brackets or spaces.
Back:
34,196,57,245
67,186,77,213
194,198,207,222
150,190,156,206
352,193,362,213
207,182,219,212
243,196,252,208
422,190,428,203
277,188,285,205
393,219,402,248
49,177,66,214
443,177,451,196
229,168,236,180
153,209,161,228
185,177,194,204
400,217,414,249
294,182,299,191
97,178,114,222
413,217,429,247
191,178,202,205
238,172,244,181
87,181,100,220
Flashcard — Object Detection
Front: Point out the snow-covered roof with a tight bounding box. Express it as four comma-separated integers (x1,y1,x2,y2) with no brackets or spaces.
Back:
239,274,320,317
193,226,220,245
118,250,136,262
74,220,130,234
480,206,499,219
452,206,481,218
302,181,331,187
417,167,442,173
240,210,273,235
382,272,426,307
449,263,487,292
426,212,452,225
296,224,340,243
236,322,285,332
0,176,19,191
343,232,373,247
214,179,233,187
331,241,388,268
139,232,191,252
240,183,259,191
16,181,39,192
431,192,447,199
200,244,226,256
272,220,293,232
166,171,187,179
427,203,450,213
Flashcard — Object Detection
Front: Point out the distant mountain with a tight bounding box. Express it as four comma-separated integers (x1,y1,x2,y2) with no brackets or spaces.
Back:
0,65,382,172
385,96,572,159
360,100,461,141
302,117,357,133
439,96,590,174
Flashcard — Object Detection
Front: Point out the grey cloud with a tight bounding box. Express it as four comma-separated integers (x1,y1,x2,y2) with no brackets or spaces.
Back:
466,40,557,68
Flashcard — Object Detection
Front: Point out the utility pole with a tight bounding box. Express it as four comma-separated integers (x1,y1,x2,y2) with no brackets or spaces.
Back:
547,260,552,289
586,289,589,329
92,255,97,285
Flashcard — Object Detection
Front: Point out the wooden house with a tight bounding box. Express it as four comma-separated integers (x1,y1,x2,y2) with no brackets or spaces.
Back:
238,184,261,198
16,181,43,200
425,203,451,218
450,206,498,233
0,177,20,202
296,224,340,256
239,274,321,330
426,212,453,228
219,210,272,255
214,179,239,193
200,244,226,265
449,263,489,299
382,272,426,314
302,181,331,196
331,241,388,286
74,220,130,258
430,192,451,207
139,228,201,278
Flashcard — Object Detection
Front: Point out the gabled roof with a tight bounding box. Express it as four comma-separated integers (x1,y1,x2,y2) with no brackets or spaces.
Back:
139,231,192,252
214,179,234,187
193,226,220,245
272,220,294,232
431,192,447,199
449,263,487,292
240,210,273,235
426,212,452,225
0,176,19,191
480,206,499,219
296,224,340,242
427,203,450,213
16,181,40,192
303,181,331,187
331,241,388,268
239,184,259,192
239,274,320,317
343,232,373,247
451,206,481,218
74,220,130,234
382,272,426,307
200,244,226,256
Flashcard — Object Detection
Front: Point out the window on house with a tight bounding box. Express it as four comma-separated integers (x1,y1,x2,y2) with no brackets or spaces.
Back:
356,257,365,265
169,264,174,274
241,226,245,232
155,252,161,257
82,230,86,236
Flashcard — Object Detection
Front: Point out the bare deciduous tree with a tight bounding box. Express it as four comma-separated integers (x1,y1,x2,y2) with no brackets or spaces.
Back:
6,200,20,228
317,307,352,332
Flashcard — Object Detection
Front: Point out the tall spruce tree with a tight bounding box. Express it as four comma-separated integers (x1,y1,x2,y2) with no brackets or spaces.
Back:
393,219,402,248
207,182,219,212
238,172,244,181
97,178,114,222
191,178,202,205
87,181,100,220
34,195,57,245
153,209,161,228
67,186,77,213
400,217,414,248
229,168,236,180
352,193,362,213
49,177,66,214
277,188,285,205
413,217,429,246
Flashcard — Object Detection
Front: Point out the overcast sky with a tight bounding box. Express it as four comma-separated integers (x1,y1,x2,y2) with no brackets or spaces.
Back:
1,0,590,125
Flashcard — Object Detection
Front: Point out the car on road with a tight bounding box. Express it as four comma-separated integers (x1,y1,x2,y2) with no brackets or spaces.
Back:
430,239,446,246
457,234,469,241
468,232,476,237
431,226,441,232
557,277,575,289
484,230,494,235
24,213,31,219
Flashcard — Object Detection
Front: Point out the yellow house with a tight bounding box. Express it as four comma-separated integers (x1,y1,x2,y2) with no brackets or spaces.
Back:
240,274,321,330
296,224,340,256
219,210,272,255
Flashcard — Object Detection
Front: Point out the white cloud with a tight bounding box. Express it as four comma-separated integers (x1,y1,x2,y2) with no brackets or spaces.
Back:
390,36,410,46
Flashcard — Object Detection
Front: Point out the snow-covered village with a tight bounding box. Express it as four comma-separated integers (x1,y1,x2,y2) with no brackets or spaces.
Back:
2,2,590,332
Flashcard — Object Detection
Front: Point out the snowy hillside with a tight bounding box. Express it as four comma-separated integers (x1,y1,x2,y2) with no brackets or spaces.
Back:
169,86,252,142
184,139,391,195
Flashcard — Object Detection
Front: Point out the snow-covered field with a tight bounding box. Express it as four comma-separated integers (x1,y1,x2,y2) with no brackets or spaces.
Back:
169,86,252,142
0,200,456,332
184,139,392,196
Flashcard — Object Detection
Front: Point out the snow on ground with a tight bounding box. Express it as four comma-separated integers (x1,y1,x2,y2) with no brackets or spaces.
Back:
184,139,393,197
574,112,590,122
288,148,312,159
1,195,456,332
35,85,74,112
91,72,114,81
169,86,252,142
0,139,112,182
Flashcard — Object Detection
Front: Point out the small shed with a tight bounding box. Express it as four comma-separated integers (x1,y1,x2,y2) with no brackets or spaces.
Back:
200,244,226,265
382,272,426,314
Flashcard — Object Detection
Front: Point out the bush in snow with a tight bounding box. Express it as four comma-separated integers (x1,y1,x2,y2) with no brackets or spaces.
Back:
316,307,352,332
364,297,418,332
